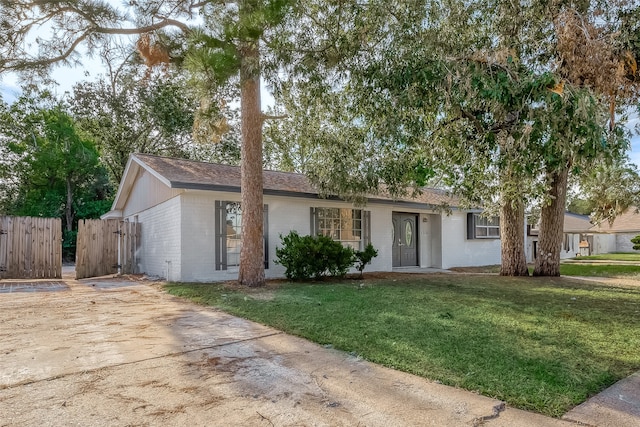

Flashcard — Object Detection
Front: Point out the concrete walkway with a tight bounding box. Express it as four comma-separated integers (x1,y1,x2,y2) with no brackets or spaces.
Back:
0,274,636,426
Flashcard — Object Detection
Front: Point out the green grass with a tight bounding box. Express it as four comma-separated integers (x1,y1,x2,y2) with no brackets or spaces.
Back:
165,275,640,417
571,253,640,262
452,263,640,277
560,264,640,277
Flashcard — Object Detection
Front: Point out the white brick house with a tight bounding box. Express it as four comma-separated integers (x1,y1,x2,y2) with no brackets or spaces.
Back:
588,207,640,254
103,154,501,282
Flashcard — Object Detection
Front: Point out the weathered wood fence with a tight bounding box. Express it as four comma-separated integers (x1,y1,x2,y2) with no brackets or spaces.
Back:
0,216,62,279
76,219,140,279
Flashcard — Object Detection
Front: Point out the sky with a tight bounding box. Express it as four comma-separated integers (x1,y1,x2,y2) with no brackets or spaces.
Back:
627,114,640,167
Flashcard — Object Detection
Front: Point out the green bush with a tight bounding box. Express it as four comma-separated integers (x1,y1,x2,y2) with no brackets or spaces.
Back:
632,235,640,250
275,231,356,280
354,243,379,278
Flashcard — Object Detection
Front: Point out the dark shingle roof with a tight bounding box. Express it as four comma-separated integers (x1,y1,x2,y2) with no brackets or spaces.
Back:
133,153,460,207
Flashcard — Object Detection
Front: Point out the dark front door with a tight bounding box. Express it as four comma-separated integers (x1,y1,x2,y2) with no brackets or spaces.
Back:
392,213,418,267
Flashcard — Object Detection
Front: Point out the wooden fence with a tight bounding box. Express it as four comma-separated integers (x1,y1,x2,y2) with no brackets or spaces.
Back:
0,216,62,279
76,219,140,279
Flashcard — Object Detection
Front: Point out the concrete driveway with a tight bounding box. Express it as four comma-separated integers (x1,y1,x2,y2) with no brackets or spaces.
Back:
0,275,623,426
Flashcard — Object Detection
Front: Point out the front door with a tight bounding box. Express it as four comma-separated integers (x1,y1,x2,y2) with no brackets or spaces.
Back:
392,213,418,267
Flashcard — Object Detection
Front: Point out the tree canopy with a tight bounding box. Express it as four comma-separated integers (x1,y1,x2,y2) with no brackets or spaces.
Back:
0,90,112,257
2,0,640,278
1,0,300,286
266,0,640,275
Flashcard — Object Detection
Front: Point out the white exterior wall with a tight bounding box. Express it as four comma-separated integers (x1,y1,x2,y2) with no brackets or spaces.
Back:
122,184,502,281
593,234,617,254
440,212,501,269
123,169,183,218
559,233,582,259
267,196,392,275
368,204,394,272
265,195,316,278
180,192,218,282
615,233,638,253
132,196,182,281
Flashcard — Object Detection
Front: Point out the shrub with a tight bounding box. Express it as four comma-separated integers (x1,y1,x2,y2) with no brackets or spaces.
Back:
276,231,355,280
354,243,379,278
632,235,640,250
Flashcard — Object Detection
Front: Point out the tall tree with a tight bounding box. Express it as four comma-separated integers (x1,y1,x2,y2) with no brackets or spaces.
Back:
1,0,292,286
272,0,548,275
579,158,640,225
71,67,195,185
532,1,640,276
69,50,240,186
0,90,111,257
271,0,638,276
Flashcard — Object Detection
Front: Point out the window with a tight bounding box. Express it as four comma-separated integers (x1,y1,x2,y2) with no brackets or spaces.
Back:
215,201,268,270
311,207,371,250
225,202,242,267
467,213,500,239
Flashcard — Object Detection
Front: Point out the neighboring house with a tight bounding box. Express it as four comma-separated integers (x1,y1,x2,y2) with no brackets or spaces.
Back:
588,207,640,254
525,208,640,262
526,212,592,262
103,154,502,282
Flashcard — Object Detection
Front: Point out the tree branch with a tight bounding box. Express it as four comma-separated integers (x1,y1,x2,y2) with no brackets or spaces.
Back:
459,109,486,134
261,113,288,121
95,18,192,36
5,30,91,72
2,15,193,72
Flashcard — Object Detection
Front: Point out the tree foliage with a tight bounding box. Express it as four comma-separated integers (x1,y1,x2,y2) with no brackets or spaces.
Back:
268,0,639,276
0,90,112,258
0,0,297,286
69,53,241,185
580,158,640,226
70,66,194,184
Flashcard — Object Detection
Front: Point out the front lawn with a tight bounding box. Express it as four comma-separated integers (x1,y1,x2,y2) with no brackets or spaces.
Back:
571,253,640,262
452,263,640,277
165,274,640,417
560,263,640,277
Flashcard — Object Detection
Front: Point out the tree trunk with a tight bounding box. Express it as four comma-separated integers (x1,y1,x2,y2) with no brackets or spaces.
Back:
533,167,569,276
499,198,529,276
65,177,73,232
237,37,265,287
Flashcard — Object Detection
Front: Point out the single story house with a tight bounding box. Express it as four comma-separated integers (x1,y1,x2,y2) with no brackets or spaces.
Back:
103,154,502,282
588,207,640,253
526,212,592,262
525,208,640,261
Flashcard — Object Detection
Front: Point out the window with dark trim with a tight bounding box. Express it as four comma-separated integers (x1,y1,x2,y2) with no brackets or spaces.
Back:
467,213,500,239
311,207,371,250
215,201,268,270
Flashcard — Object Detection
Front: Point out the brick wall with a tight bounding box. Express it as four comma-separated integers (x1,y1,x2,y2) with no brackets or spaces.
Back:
133,196,182,281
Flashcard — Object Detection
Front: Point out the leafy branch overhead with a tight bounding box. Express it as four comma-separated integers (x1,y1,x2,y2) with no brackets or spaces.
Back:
267,0,640,277
0,0,193,75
